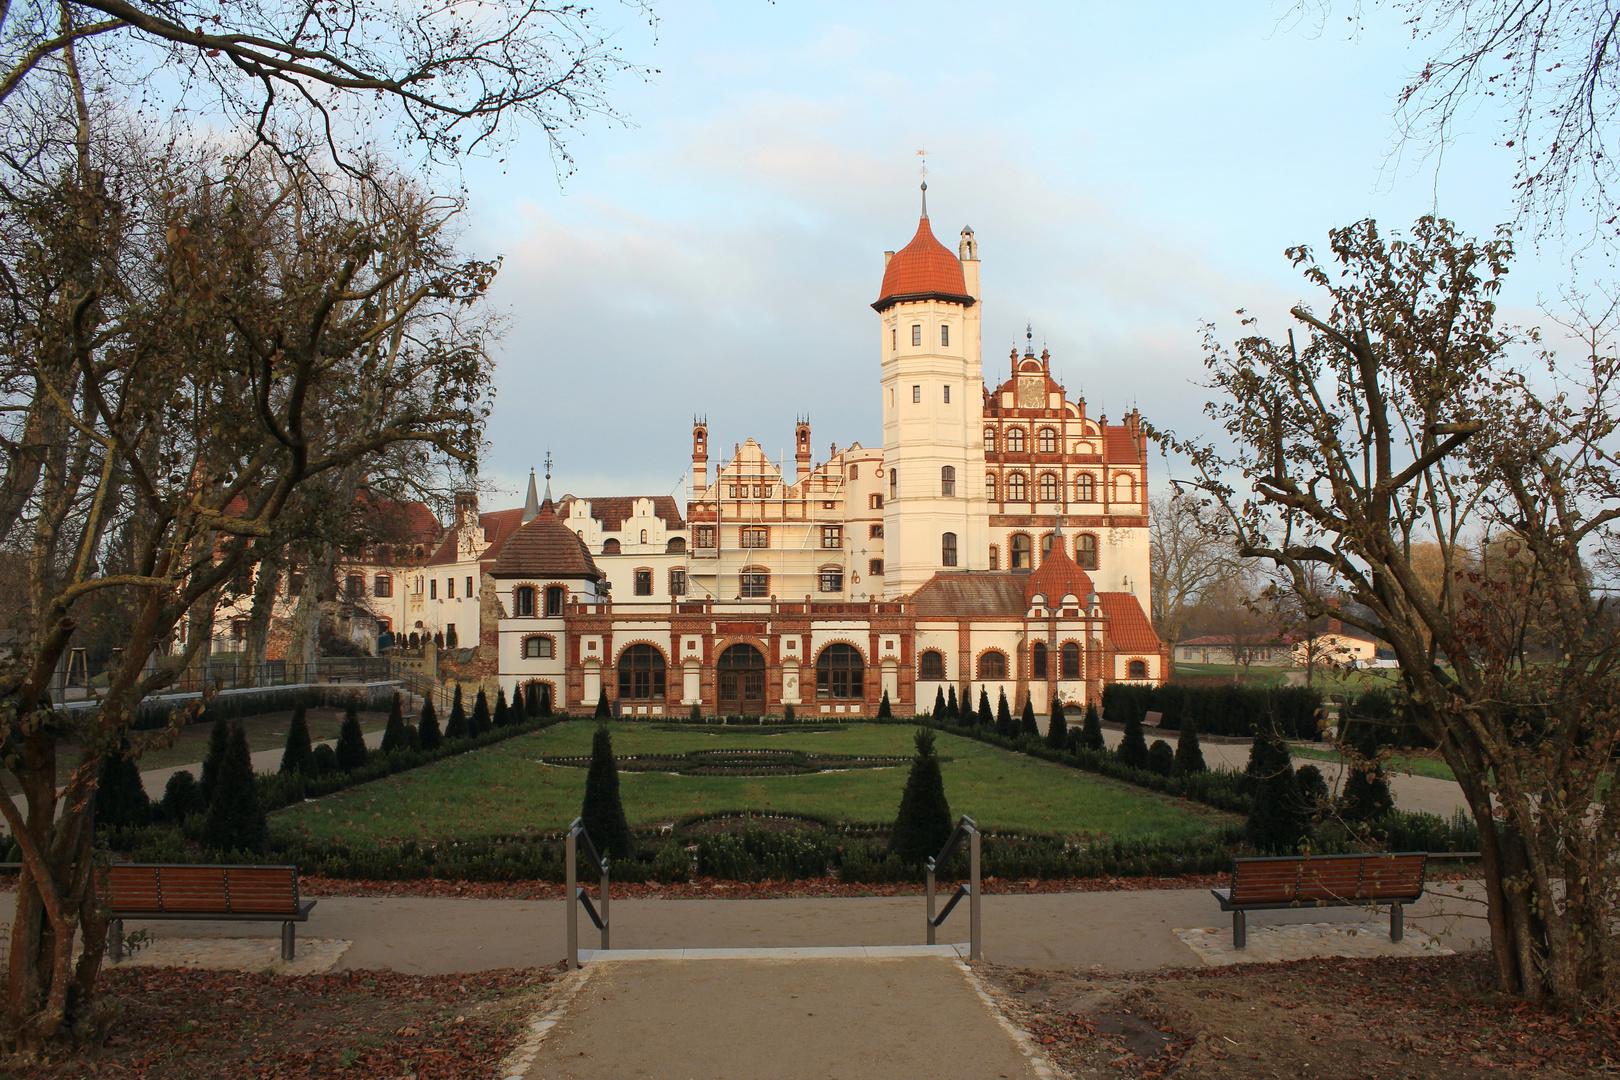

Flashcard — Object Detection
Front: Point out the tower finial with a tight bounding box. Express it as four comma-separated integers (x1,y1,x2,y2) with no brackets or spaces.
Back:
916,145,930,217
920,180,928,218
1024,323,1035,358
543,448,553,505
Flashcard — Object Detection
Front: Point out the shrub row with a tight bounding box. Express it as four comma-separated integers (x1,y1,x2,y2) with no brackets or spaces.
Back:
129,682,398,731
1102,683,1325,741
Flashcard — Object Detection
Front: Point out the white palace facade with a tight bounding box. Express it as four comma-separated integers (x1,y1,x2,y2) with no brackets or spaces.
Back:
257,191,1169,720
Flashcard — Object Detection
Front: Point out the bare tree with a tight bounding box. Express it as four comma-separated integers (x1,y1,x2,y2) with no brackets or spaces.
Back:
1149,489,1240,646
1156,214,1620,1003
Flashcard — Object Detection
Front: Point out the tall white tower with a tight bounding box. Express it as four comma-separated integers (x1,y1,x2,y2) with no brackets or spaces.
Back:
877,185,989,598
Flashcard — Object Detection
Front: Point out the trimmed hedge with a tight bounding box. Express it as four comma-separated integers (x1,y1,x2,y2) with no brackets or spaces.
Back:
1103,683,1325,741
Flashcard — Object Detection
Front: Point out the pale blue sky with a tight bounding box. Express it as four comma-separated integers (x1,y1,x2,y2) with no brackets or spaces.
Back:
461,0,1562,504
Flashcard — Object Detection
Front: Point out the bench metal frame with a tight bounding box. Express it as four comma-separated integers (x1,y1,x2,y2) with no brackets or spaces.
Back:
1212,852,1428,949
102,863,316,962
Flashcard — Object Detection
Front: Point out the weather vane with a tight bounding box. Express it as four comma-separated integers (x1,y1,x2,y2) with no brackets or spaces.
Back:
916,145,928,179
544,448,552,482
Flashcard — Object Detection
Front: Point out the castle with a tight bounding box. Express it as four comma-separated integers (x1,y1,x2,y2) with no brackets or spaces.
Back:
220,189,1167,718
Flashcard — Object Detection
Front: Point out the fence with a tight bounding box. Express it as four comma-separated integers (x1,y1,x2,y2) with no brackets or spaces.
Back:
50,654,391,704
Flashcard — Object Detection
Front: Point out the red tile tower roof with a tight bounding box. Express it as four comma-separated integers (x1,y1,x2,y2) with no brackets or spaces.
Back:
1024,541,1096,608
489,502,602,581
873,210,974,312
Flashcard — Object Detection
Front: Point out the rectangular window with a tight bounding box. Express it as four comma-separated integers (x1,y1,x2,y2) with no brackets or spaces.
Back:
912,324,922,346
892,327,897,351
741,527,769,548
466,576,474,597
430,579,437,600
696,525,716,548
869,559,884,576
941,465,955,497
942,385,951,403
869,524,884,538
890,469,897,498
669,569,687,596
728,485,738,498
739,571,770,598
762,486,772,498
869,494,883,509
374,575,392,598
942,532,958,567
819,568,843,593
752,485,761,498
821,526,842,549
634,569,653,596
447,578,455,598
912,384,921,403
941,324,950,347
988,545,999,570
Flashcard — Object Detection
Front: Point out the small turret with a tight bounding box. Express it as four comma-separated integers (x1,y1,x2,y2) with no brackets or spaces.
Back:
692,417,709,490
795,417,812,481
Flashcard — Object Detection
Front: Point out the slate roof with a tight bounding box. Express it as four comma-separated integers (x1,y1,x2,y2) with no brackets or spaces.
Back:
1099,592,1161,653
911,572,1028,617
555,495,685,531
489,502,603,581
873,215,972,311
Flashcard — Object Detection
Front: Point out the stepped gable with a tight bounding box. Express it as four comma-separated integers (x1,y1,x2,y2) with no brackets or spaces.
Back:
556,495,685,531
1024,542,1095,607
489,501,602,581
1098,592,1160,652
911,573,1026,617
873,215,973,312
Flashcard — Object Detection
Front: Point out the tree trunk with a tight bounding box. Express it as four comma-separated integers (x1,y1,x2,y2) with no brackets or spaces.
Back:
241,549,284,678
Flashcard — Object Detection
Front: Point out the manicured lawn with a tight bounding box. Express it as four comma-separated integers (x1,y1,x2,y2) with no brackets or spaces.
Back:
271,721,1233,844
1288,742,1458,781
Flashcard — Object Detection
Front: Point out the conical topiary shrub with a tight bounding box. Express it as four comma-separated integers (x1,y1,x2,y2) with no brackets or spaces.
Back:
335,704,368,771
280,703,314,775
445,684,468,740
1046,700,1068,750
933,686,947,718
594,686,611,718
418,698,442,751
946,685,959,719
1082,702,1105,751
1342,725,1392,821
689,701,702,722
204,723,266,854
1118,711,1149,769
471,687,491,736
96,744,150,829
161,769,202,822
539,684,553,717
525,682,540,719
494,687,510,728
995,689,1016,738
977,688,993,728
1173,717,1207,775
1020,697,1039,739
199,715,230,805
878,690,892,718
889,727,954,866
580,724,635,860
381,695,407,752
1248,722,1304,852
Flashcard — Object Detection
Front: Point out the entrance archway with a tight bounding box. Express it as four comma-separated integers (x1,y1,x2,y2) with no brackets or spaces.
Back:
716,643,766,715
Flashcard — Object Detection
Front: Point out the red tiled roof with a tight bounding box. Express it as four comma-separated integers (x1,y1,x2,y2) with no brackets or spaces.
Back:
1024,543,1095,607
911,573,1027,617
873,217,971,311
354,492,442,546
477,507,528,562
555,495,685,531
1100,592,1161,653
489,502,602,581
1105,425,1139,463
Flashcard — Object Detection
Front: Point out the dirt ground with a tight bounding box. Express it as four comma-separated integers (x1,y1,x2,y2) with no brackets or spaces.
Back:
977,952,1620,1079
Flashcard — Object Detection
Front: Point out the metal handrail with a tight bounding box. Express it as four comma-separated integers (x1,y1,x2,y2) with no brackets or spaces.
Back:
925,815,981,960
565,818,610,969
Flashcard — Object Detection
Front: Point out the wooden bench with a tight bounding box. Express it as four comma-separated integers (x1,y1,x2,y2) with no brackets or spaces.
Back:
1211,853,1428,948
102,864,316,961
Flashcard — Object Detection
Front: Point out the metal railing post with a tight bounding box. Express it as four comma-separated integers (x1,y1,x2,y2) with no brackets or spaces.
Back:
969,828,982,961
926,857,937,945
600,859,611,951
565,827,579,969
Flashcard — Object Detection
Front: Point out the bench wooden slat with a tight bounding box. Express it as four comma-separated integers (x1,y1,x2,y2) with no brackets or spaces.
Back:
103,864,302,917
1224,853,1428,908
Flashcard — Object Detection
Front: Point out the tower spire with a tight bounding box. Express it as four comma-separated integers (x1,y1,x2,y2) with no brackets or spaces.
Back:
522,468,540,522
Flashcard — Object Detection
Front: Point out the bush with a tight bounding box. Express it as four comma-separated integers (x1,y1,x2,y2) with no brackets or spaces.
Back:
1342,725,1393,821
311,743,339,775
1147,739,1174,776
471,688,491,736
1173,717,1207,775
1247,724,1304,853
689,701,702,721
594,686,611,719
696,829,830,881
1045,701,1068,751
199,716,230,804
279,703,314,775
525,682,540,718
494,688,510,728
160,770,203,822
417,698,442,751
539,685,553,717
1295,763,1330,819
934,687,947,718
651,840,692,883
335,704,368,771
1080,703,1105,752
1020,697,1039,739
1104,682,1325,741
95,745,150,828
581,724,635,860
381,695,408,752
783,703,795,723
204,723,266,854
445,684,468,740
946,685,959,719
1118,712,1149,769
878,690,892,718
995,689,1015,738
889,728,954,865
977,688,992,728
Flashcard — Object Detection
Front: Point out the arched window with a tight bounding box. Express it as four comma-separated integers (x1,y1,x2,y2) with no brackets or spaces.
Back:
985,473,997,500
1006,428,1026,453
667,536,687,553
1038,473,1058,501
941,466,955,496
374,574,393,598
984,427,996,452
1128,659,1148,679
919,650,945,680
818,565,843,593
739,567,770,598
1040,533,1055,564
618,644,667,699
1076,473,1095,501
513,586,536,617
545,586,564,616
1037,427,1057,453
602,538,621,554
1007,473,1027,501
1031,641,1047,678
941,532,958,566
640,529,648,544
1061,642,1081,679
1010,533,1032,570
816,643,864,700
523,636,554,659
978,651,1007,679
1075,534,1098,570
